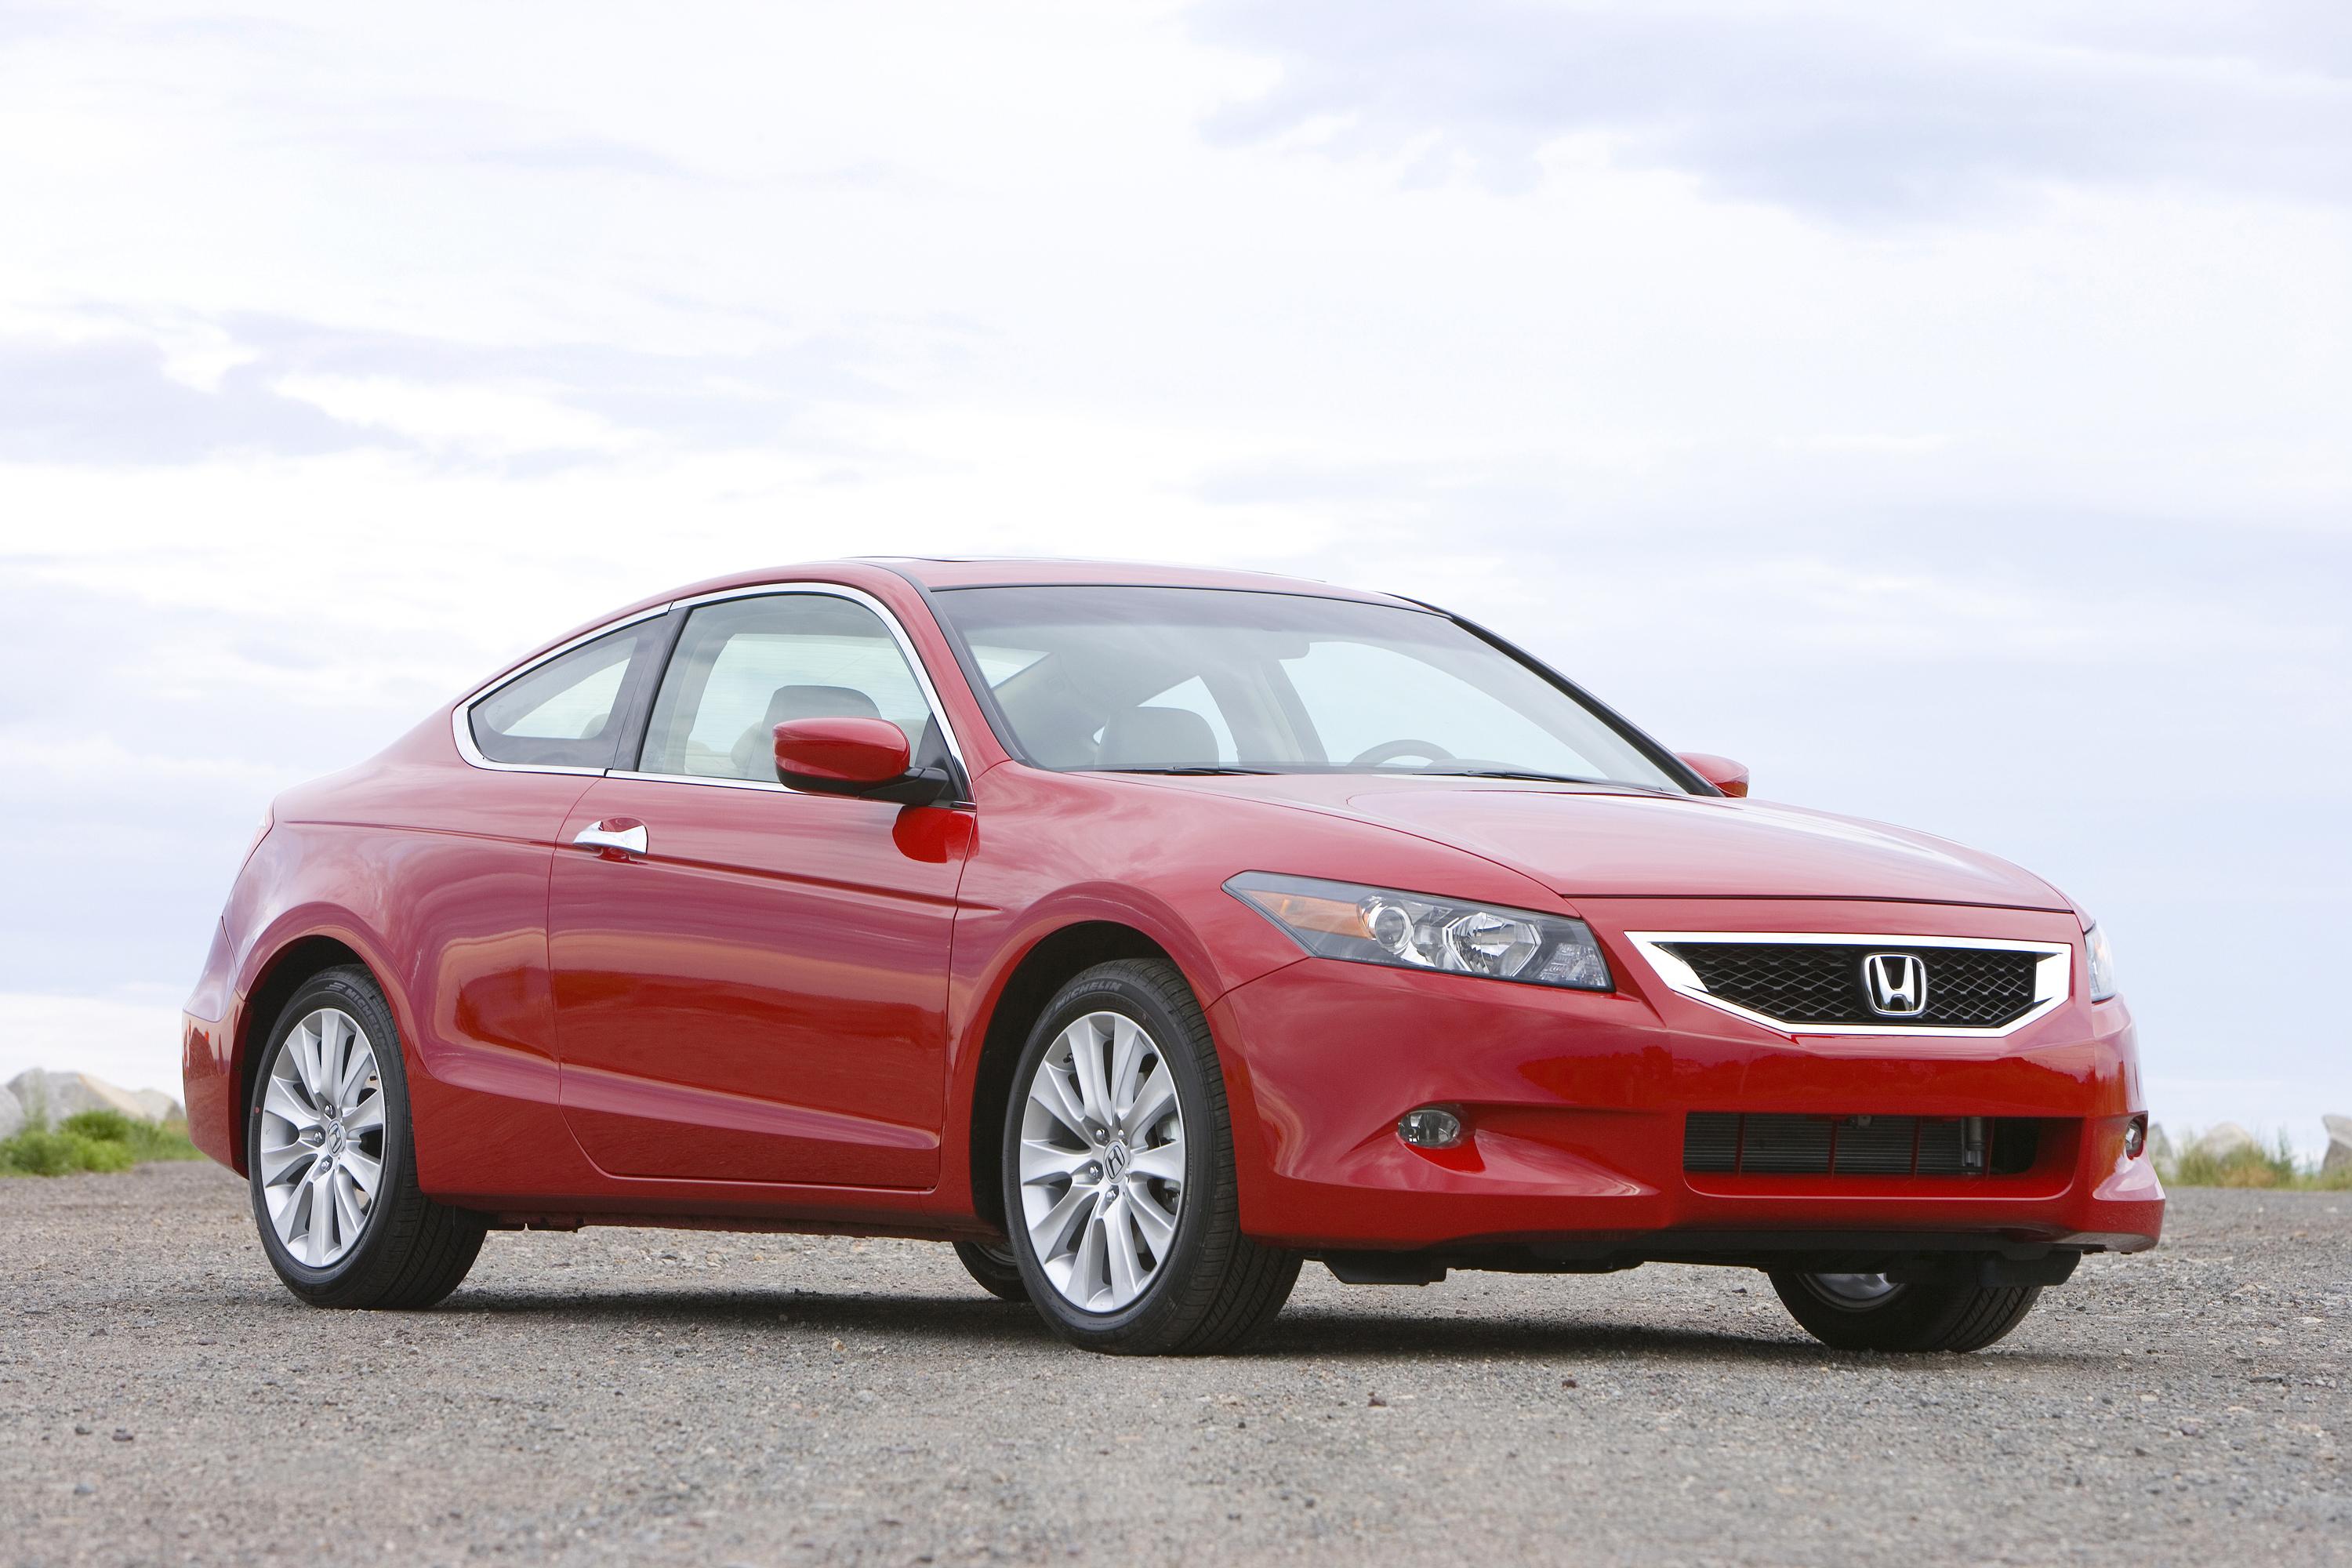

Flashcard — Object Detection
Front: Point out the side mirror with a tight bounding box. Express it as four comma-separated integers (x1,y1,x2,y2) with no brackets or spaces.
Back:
1677,751,1749,798
773,718,953,806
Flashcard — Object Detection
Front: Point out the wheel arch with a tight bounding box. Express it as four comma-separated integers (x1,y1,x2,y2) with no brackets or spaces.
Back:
964,921,1185,1233
227,933,379,1177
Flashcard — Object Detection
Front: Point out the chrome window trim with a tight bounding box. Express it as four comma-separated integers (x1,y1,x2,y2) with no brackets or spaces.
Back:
451,602,677,775
603,769,795,795
451,583,971,793
1624,930,2073,1040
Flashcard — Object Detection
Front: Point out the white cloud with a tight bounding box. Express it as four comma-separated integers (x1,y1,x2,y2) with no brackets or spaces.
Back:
1198,1,2352,220
271,374,642,459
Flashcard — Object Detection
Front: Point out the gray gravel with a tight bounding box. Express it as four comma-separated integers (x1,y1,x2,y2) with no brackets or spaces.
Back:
3,1163,2346,1566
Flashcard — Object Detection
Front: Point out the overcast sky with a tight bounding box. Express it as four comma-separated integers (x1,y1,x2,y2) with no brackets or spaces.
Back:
2,0,2346,1152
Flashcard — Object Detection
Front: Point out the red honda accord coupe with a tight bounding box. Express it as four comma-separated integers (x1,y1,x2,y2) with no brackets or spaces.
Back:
182,558,2162,1354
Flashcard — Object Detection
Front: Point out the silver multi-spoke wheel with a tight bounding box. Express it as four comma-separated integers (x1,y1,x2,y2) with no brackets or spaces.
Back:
1018,1009,1186,1312
257,1007,387,1268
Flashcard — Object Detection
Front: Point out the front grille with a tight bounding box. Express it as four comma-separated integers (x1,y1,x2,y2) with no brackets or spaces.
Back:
1683,1112,2042,1178
1660,942,2042,1029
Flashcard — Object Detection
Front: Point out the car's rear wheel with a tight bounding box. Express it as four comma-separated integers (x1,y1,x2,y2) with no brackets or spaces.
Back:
951,1239,1028,1301
1001,958,1299,1354
247,966,486,1308
1768,1268,2042,1352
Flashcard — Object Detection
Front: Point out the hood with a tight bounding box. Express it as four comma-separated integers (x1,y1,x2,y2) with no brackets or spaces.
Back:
1120,775,2071,910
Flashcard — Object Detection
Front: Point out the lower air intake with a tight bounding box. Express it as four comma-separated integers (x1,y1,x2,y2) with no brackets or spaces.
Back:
1683,1112,2042,1178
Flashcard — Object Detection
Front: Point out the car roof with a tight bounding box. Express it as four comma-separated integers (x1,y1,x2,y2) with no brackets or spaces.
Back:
631,557,1421,609
862,557,1414,604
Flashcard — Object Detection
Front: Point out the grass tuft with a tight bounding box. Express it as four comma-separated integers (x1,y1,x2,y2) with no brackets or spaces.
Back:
2163,1128,2351,1191
0,1107,202,1177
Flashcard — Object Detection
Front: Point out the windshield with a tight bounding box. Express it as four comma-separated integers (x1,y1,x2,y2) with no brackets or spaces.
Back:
930,585,1689,792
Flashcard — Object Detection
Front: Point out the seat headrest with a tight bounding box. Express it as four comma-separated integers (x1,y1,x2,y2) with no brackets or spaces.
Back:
1096,706,1219,770
766,684,884,724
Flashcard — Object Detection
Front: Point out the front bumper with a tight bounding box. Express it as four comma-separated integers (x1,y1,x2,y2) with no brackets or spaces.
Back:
1210,903,2163,1261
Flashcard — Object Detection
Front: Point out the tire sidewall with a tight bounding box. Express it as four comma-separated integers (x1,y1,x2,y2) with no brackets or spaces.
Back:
951,1238,1029,1302
1001,965,1222,1346
1770,1267,2038,1352
246,967,418,1302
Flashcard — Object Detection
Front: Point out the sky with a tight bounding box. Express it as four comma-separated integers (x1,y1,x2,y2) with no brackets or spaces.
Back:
1,0,2346,1155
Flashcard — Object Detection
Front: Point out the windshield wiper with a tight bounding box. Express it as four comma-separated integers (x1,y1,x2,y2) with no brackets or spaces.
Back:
1095,765,1279,776
1415,767,1675,793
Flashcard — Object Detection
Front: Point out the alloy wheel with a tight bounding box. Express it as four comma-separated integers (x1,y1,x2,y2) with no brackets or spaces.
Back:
1017,1009,1187,1312
257,1007,387,1268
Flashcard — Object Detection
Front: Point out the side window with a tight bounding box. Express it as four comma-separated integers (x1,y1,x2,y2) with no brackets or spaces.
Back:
639,594,936,782
466,625,647,768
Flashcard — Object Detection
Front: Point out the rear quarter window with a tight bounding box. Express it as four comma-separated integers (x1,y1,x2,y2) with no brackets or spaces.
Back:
466,624,648,768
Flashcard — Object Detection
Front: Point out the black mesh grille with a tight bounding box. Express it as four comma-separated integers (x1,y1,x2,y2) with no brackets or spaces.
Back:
1661,942,2043,1028
1683,1112,1740,1173
1740,1115,1832,1174
1682,1113,2043,1178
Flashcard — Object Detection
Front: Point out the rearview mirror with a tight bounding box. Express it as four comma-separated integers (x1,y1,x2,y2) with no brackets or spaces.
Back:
774,718,952,806
1676,752,1749,798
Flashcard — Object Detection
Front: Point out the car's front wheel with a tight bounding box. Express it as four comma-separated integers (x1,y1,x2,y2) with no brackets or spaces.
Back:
247,965,486,1308
1001,958,1299,1354
1768,1268,2042,1352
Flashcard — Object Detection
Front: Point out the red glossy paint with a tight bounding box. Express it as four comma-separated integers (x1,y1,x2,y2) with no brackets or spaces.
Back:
1677,750,1750,798
548,775,959,1189
773,717,913,789
183,558,2161,1266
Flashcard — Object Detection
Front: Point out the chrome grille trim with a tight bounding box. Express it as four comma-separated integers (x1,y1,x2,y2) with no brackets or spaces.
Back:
1625,931,2073,1038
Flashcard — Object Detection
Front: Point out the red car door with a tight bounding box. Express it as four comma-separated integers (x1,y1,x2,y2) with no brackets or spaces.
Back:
548,587,974,1189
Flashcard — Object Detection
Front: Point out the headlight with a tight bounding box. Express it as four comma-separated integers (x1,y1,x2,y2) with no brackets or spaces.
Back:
2085,921,2118,1002
1226,873,1613,991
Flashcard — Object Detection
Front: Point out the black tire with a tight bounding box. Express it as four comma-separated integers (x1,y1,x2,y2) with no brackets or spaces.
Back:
1000,958,1300,1355
952,1240,1029,1302
1769,1268,2042,1353
247,966,486,1309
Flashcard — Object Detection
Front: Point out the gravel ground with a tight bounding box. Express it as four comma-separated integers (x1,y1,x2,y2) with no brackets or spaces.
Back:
2,1163,2346,1567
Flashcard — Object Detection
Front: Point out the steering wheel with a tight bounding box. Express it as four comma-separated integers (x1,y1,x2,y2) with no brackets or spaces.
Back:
1348,738,1457,768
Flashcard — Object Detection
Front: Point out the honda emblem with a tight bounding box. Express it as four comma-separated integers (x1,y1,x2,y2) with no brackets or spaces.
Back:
1862,953,1929,1017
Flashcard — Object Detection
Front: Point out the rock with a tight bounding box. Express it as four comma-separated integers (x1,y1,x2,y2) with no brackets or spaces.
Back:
2146,1122,2174,1172
2325,1115,2352,1178
3,1069,174,1127
126,1089,184,1123
2188,1123,2259,1163
0,1083,21,1141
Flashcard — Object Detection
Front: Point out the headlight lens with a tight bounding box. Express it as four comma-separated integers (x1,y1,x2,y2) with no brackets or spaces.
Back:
2085,921,2118,1002
1226,873,1612,991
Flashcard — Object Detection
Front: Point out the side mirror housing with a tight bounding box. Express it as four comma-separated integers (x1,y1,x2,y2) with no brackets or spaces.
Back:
773,718,952,805
1677,751,1749,798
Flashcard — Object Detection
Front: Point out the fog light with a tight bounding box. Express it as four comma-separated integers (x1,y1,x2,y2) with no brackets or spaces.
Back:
1397,1108,1463,1149
2122,1116,2147,1159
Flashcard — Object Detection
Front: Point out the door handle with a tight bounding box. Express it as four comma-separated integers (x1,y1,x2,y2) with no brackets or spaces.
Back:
572,819,648,858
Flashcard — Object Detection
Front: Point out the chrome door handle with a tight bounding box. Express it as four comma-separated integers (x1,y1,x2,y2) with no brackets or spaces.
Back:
572,820,648,857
